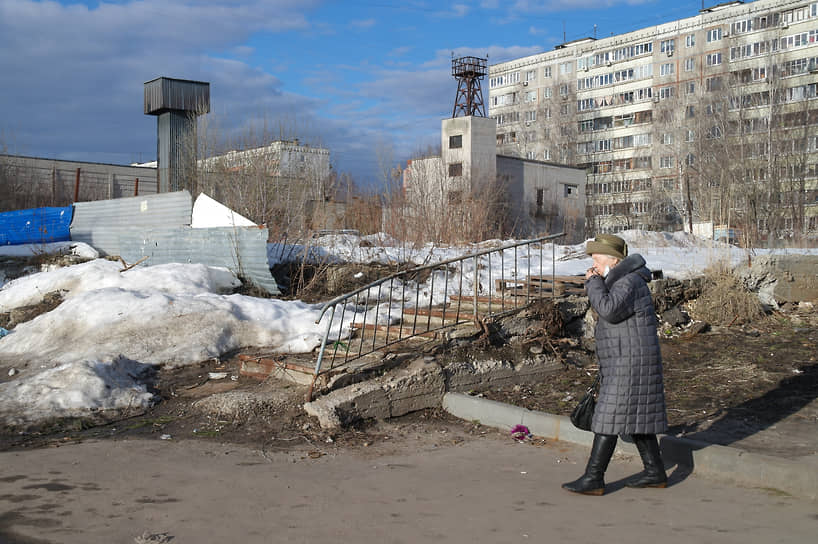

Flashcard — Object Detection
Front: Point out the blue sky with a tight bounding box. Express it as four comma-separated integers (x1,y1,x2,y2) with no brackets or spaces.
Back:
0,0,714,189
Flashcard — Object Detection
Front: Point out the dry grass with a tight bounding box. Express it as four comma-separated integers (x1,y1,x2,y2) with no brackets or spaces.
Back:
687,262,765,326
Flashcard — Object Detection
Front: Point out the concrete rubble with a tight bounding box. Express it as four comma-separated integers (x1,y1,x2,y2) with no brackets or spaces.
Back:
302,256,818,430
304,355,562,429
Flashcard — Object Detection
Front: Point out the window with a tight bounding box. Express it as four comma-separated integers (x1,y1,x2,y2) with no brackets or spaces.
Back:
526,70,537,82
543,149,552,161
659,86,675,99
448,163,462,177
707,28,722,42
526,151,537,160
706,76,723,91
559,83,570,96
559,62,572,75
544,66,552,78
686,81,696,94
525,110,537,122
662,133,674,145
686,105,695,118
543,87,553,98
685,153,695,166
660,63,675,76
524,90,537,103
564,184,578,198
660,156,674,169
560,103,570,115
449,135,462,149
685,34,696,48
660,39,675,54
706,52,722,66
684,57,695,72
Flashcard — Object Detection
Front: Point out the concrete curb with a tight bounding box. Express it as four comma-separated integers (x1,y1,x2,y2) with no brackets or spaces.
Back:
443,392,817,501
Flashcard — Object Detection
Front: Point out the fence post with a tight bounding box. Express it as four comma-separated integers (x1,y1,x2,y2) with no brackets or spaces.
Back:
74,168,80,202
51,165,57,206
473,254,478,320
134,178,139,197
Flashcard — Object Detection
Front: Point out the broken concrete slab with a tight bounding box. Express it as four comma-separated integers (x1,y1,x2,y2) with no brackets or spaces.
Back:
444,355,561,392
737,255,818,309
304,358,445,429
304,354,562,429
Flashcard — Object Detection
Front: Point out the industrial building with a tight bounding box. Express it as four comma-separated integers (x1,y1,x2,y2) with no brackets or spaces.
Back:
401,56,586,243
489,0,818,242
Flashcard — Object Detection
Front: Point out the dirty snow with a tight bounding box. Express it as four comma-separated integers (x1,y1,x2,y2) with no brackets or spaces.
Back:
2,230,818,428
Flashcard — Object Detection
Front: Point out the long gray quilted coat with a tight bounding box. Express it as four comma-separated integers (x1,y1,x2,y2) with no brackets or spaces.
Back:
586,254,668,435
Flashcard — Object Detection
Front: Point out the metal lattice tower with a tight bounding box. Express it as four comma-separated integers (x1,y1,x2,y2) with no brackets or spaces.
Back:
451,56,487,118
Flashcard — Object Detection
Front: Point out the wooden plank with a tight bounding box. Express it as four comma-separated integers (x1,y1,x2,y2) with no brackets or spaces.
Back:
351,322,439,338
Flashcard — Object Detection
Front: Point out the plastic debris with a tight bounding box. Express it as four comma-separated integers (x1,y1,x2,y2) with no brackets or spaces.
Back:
510,424,532,441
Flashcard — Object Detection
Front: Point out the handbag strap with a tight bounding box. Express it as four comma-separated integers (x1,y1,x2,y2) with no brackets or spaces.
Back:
586,373,600,393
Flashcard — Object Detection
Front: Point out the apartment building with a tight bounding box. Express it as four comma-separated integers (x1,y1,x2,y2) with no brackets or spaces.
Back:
489,0,818,241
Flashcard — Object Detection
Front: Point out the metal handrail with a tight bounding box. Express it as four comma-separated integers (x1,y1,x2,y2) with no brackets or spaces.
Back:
308,232,566,399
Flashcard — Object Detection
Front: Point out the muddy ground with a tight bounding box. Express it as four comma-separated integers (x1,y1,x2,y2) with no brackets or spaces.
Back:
2,302,816,458
1,254,816,458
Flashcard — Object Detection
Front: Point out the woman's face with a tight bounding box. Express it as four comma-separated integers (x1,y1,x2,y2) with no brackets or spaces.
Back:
591,253,620,275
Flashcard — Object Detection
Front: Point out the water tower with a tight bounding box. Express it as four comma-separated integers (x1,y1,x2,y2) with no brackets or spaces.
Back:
144,77,210,193
451,56,487,118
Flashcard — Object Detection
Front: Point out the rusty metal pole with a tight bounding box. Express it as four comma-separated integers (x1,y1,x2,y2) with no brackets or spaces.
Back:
134,178,139,197
74,168,80,202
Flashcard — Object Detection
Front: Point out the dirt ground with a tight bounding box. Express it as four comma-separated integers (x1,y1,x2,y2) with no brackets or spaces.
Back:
1,254,816,458
2,302,816,460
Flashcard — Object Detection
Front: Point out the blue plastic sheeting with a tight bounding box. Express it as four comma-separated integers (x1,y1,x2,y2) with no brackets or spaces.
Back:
0,206,74,246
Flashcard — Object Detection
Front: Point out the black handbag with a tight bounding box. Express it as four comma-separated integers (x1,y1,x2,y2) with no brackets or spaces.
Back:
570,373,600,431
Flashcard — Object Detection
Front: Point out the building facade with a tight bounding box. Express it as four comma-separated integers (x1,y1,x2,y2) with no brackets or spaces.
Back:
489,0,818,242
401,116,586,243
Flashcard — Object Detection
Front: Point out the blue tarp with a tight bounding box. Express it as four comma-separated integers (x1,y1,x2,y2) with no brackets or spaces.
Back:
0,206,74,246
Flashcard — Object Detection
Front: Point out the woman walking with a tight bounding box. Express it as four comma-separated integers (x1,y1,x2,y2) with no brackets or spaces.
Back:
562,234,668,496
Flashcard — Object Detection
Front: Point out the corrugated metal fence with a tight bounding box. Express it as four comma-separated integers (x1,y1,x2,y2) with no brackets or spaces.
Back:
0,154,158,211
0,190,279,295
71,191,193,255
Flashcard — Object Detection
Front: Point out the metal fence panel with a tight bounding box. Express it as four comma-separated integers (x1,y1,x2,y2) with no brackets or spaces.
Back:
118,226,280,295
71,191,192,256
0,206,73,246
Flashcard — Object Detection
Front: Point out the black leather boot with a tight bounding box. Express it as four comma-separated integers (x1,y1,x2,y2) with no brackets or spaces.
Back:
562,434,617,496
626,434,668,488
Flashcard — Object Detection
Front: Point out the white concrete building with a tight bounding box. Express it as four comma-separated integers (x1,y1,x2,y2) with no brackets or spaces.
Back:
402,116,586,242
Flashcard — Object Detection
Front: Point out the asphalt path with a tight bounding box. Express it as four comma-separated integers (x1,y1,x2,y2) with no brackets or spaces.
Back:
1,434,815,543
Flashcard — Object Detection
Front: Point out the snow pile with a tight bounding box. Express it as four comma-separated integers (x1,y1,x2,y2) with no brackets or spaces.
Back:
0,357,156,427
0,241,99,260
0,259,352,428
